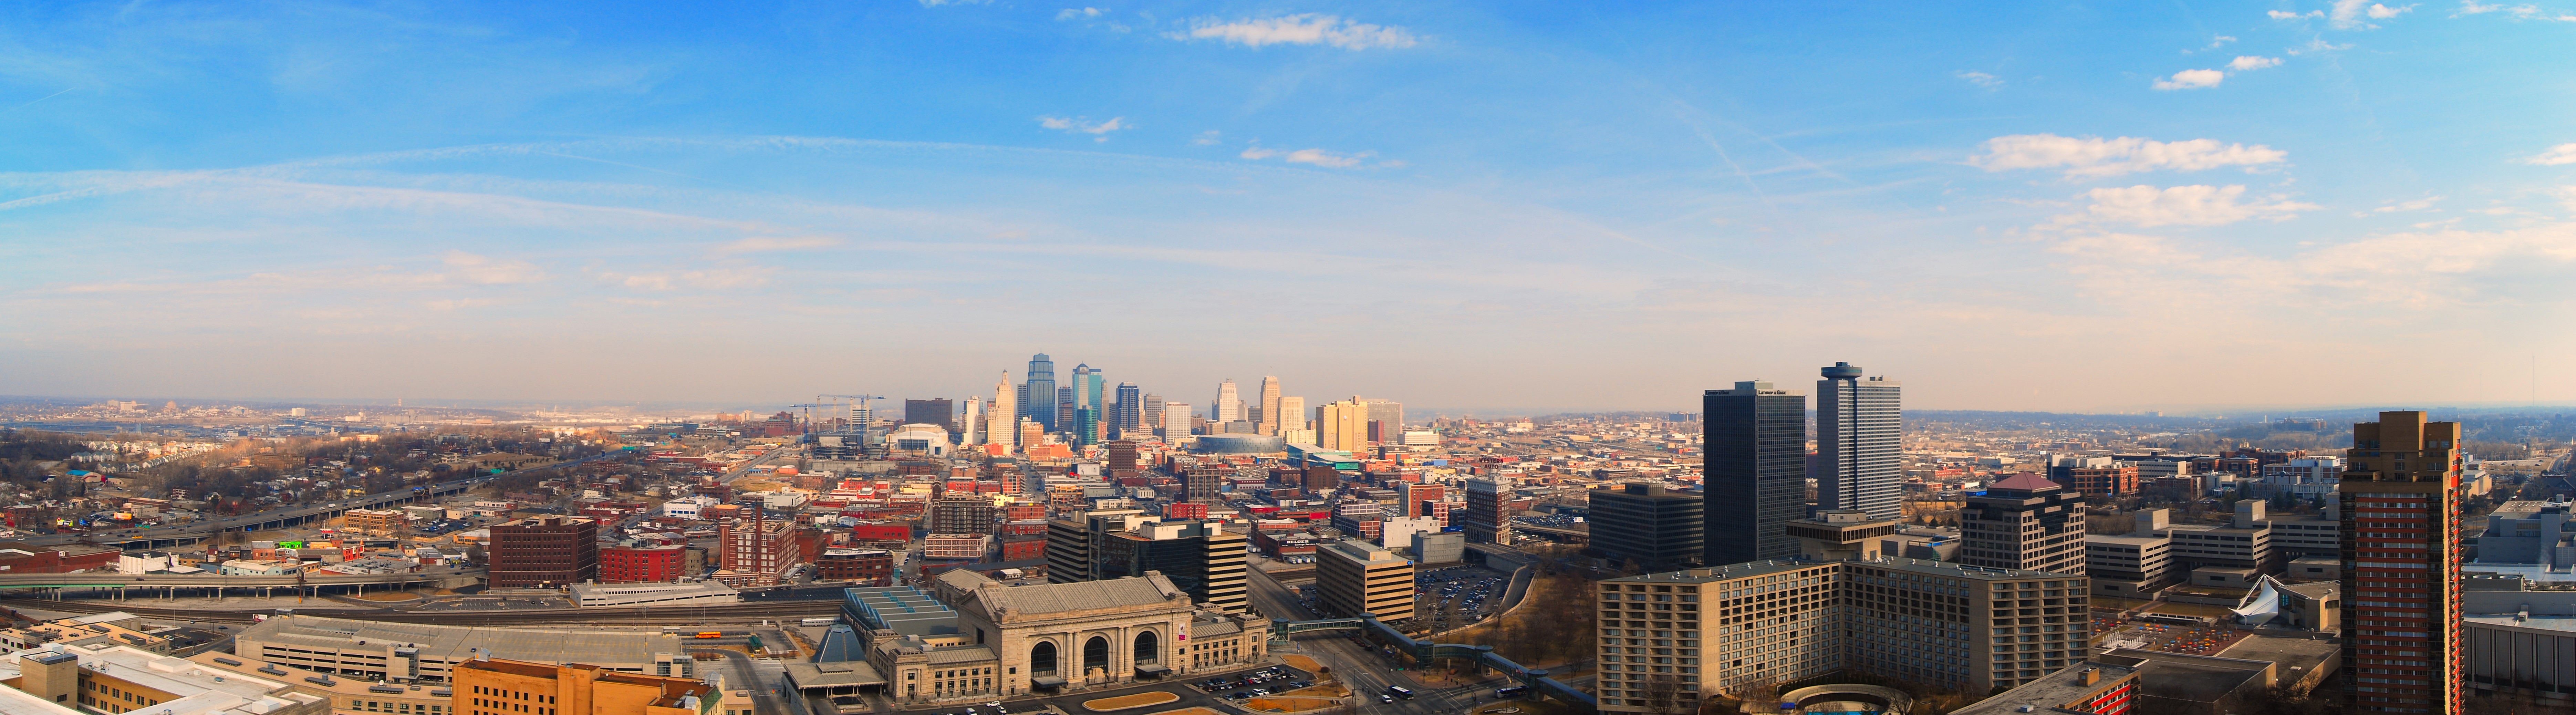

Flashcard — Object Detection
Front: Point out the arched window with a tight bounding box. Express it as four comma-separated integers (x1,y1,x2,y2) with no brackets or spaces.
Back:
1030,642,1057,676
1132,631,1158,664
1083,636,1110,674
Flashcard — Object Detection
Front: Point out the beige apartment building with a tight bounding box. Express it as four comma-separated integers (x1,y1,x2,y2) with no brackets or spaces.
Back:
1316,539,1415,622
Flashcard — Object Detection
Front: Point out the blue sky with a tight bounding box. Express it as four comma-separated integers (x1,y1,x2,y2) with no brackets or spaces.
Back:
3,0,2574,414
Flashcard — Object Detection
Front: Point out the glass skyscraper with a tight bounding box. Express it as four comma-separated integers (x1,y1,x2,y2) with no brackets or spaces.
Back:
1703,380,1806,565
1816,362,1903,521
1022,353,1057,430
1071,364,1105,446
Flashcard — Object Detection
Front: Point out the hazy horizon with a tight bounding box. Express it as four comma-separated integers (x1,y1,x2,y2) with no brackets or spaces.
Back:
6,2,2573,412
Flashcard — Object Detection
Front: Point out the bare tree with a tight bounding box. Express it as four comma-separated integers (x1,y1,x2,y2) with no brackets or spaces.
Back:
1642,676,1688,715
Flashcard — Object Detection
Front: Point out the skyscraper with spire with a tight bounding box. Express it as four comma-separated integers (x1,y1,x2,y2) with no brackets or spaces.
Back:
988,372,1017,451
1816,361,1903,521
1258,376,1282,436
1022,354,1057,430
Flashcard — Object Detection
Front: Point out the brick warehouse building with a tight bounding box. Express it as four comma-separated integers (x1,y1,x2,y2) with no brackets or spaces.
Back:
600,544,687,583
488,516,600,588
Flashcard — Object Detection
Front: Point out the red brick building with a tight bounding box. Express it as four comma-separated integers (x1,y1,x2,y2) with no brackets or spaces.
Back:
488,516,599,588
599,544,686,583
814,548,892,585
1000,535,1045,562
0,542,119,573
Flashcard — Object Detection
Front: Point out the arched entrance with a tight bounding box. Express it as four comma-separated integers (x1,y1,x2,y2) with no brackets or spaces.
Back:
1083,636,1111,680
1133,630,1159,664
1030,641,1058,677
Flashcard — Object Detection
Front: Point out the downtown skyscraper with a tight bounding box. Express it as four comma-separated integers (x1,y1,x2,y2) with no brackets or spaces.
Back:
1071,363,1105,446
1703,380,1805,565
1114,382,1142,435
1257,376,1282,436
987,371,1017,451
1214,379,1244,424
2339,411,2465,714
1816,361,1903,520
1021,353,1057,430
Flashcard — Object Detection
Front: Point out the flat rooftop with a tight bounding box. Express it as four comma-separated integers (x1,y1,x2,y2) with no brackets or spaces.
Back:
1952,656,2144,715
237,615,687,664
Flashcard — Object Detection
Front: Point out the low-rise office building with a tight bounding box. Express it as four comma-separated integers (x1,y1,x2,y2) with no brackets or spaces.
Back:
1315,539,1415,622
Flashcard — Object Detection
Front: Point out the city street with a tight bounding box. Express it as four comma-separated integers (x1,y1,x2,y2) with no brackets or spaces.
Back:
1247,568,1508,715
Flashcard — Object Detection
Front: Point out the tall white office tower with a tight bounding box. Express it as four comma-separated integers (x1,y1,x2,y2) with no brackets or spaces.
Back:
1816,362,1903,521
1215,380,1244,423
1162,403,1193,443
1278,396,1307,434
1258,376,1283,435
989,372,1018,451
961,397,984,445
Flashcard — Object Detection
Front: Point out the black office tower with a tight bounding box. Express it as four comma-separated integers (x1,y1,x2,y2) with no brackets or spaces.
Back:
1704,380,1807,565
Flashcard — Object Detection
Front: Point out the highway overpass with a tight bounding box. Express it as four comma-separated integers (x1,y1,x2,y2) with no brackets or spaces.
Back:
0,568,485,599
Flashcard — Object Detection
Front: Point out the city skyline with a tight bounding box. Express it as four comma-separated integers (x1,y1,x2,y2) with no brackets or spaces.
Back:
7,3,2576,412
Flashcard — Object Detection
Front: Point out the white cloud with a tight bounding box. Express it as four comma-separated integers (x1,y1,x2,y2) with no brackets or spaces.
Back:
2331,0,2415,26
1037,115,1131,142
1192,131,1222,146
1240,146,1378,168
2153,69,2226,90
1971,134,2288,178
1056,7,1104,20
1955,71,2003,90
2269,9,2326,18
2286,38,2355,54
2454,1,2550,17
1169,14,1419,50
2230,55,2284,70
2523,143,2576,165
2209,35,2240,48
442,251,545,284
2070,185,2320,227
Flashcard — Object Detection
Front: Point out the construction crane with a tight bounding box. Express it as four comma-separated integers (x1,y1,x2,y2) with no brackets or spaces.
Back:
815,394,885,431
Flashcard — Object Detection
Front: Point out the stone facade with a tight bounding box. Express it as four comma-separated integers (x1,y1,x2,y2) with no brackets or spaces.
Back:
869,571,1268,703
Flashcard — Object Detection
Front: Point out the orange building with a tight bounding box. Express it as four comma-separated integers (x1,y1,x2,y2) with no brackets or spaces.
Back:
454,659,741,715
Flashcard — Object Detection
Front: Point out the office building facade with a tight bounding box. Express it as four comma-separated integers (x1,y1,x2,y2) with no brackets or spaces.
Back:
1022,354,1057,429
1704,381,1806,565
1816,362,1902,520
1597,548,2091,712
1114,382,1143,435
1589,483,1705,572
989,372,1018,452
489,516,600,588
2338,411,2466,714
1257,377,1282,436
904,398,954,431
1316,539,1415,621
1960,473,2086,574
1463,478,1512,544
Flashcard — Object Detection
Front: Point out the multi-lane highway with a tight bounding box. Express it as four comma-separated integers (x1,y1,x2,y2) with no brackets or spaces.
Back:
14,453,620,549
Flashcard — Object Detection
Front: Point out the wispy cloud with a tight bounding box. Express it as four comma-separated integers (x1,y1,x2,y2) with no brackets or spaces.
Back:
1055,7,1104,20
1971,134,2288,178
1037,116,1131,142
1192,131,1223,146
2230,55,2284,70
2064,185,2320,227
442,251,547,284
711,236,842,255
2450,0,2572,18
2523,143,2576,165
2372,196,2445,213
1954,71,2003,90
1168,14,1419,50
2269,9,2326,18
1240,145,1388,168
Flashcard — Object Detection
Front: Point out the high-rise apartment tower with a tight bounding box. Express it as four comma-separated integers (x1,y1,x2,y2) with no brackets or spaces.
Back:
2338,411,2465,714
1816,362,1902,520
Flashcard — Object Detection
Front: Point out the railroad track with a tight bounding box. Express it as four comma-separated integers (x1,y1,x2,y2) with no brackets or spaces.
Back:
0,597,840,626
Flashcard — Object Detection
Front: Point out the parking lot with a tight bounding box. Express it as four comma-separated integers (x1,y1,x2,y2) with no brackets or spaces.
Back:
1415,566,1511,631
916,699,1016,715
1191,664,1316,703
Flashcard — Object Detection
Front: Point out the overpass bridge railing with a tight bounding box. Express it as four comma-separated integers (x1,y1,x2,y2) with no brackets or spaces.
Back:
1270,615,1597,709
